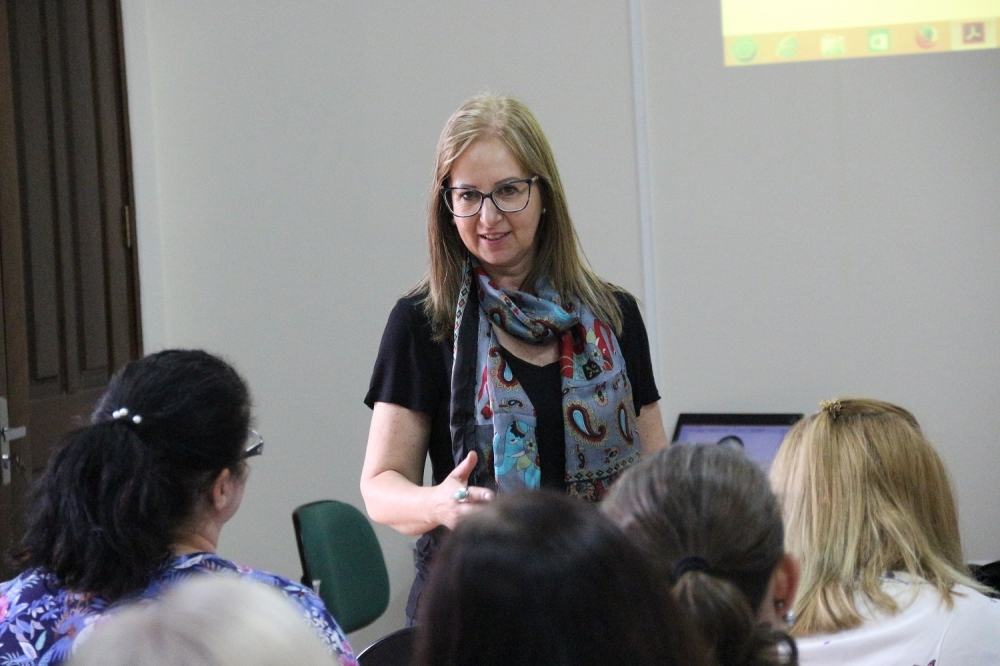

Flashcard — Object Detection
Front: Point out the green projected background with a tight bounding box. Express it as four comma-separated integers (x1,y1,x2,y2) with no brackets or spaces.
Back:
721,0,1000,65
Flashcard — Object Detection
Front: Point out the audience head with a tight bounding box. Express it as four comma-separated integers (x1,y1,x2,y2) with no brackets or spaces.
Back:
604,444,799,666
14,349,252,600
413,491,709,666
770,397,983,635
68,576,336,666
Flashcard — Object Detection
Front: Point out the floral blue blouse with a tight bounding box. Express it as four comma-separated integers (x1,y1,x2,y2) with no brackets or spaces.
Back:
0,552,358,666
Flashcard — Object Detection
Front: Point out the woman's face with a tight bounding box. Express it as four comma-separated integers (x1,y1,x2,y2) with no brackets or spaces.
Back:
447,136,542,290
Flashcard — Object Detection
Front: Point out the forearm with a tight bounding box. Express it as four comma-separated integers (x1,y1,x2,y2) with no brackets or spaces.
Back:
360,469,446,536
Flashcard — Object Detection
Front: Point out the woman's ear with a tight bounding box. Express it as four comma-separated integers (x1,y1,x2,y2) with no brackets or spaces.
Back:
761,553,801,629
208,467,245,519
772,553,801,612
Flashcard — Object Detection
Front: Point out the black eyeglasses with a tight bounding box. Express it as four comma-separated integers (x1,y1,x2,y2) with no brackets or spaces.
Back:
243,429,264,458
441,176,539,218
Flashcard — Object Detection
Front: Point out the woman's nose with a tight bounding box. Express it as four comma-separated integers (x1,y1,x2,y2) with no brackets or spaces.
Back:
479,196,503,223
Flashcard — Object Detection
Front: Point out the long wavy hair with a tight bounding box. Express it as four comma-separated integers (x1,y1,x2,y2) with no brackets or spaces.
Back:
12,349,251,601
420,92,623,341
770,397,988,636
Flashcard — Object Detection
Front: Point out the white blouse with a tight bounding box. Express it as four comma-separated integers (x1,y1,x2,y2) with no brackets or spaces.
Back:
796,573,1000,666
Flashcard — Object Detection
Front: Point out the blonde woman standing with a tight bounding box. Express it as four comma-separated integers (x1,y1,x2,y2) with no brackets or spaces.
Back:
361,93,666,623
770,398,1000,665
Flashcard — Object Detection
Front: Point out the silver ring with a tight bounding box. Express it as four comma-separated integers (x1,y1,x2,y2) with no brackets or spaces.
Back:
453,487,469,503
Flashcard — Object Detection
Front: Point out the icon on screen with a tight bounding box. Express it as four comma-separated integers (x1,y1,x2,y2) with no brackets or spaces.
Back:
868,29,891,52
821,34,845,56
732,37,757,63
777,35,799,58
915,26,938,49
962,22,986,44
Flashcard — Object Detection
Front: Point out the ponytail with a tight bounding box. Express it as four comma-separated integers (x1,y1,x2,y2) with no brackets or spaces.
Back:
604,444,799,666
11,349,251,601
674,570,797,666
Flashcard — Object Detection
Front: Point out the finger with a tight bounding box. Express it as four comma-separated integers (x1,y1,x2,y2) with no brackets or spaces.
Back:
467,486,494,503
450,451,478,483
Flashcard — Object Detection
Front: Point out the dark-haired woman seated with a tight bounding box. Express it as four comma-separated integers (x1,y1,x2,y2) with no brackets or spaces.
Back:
0,350,356,666
412,491,710,666
603,444,800,666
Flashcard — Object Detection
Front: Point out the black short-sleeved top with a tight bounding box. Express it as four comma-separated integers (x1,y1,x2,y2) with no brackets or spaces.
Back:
364,289,659,622
364,290,659,486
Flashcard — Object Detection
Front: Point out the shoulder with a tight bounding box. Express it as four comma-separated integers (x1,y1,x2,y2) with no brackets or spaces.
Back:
611,288,641,318
380,291,439,345
155,554,357,663
0,569,106,665
948,583,1000,616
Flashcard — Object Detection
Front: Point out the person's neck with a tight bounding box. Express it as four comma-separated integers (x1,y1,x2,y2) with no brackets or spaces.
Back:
491,268,531,292
170,529,219,557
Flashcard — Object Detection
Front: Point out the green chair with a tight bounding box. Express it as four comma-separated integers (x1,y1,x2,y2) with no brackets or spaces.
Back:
292,499,390,634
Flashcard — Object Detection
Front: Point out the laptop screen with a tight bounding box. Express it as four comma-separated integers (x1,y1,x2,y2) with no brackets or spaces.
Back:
671,413,803,472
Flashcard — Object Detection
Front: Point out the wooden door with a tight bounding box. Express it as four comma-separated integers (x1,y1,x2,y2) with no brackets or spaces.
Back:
0,0,140,580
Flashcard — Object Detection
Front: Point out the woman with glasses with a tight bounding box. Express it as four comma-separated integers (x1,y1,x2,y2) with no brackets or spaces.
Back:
362,93,667,624
0,350,357,666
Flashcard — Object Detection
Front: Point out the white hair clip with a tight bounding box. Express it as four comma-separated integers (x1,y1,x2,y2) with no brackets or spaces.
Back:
112,407,142,425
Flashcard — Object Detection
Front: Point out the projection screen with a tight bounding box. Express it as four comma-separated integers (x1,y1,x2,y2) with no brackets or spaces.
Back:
722,0,1000,65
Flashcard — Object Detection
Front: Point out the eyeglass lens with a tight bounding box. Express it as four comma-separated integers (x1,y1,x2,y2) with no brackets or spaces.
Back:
244,429,264,458
444,179,534,217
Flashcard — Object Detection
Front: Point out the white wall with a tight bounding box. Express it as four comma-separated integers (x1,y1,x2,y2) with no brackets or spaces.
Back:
641,2,1000,559
121,0,642,649
121,0,1000,650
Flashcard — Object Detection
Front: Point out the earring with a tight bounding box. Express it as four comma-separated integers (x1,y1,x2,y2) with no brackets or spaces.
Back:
775,600,795,626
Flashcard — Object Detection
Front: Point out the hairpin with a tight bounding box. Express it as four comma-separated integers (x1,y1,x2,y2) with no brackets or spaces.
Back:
820,399,842,420
111,407,143,425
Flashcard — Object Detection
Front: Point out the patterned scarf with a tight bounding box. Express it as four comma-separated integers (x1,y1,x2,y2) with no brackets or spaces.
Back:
449,258,641,500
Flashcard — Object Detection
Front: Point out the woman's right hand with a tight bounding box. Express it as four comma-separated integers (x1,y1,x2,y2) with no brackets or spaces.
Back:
431,451,494,530
361,402,492,535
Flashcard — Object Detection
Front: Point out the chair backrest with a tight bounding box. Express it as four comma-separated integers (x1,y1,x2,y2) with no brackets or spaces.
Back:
357,626,417,666
292,499,390,634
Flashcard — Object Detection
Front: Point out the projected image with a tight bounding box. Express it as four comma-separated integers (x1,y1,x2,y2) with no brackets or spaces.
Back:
722,0,1000,65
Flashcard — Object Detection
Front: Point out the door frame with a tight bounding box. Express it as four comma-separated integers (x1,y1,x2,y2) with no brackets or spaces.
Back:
0,0,33,576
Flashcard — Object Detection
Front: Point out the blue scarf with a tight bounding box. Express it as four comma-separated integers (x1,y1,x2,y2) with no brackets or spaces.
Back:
449,258,641,500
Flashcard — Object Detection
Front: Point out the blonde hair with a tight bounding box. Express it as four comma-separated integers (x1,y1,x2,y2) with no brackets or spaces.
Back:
421,92,622,340
69,576,339,666
770,397,987,637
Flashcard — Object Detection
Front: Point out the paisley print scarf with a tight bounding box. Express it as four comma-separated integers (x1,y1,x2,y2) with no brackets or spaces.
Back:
449,258,641,500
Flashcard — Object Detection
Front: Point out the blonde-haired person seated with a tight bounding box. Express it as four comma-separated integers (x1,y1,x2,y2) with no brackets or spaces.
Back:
68,576,340,666
770,398,1000,665
603,443,800,666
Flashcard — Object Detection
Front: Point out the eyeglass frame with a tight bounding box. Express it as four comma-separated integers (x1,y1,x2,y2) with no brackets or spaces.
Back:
243,429,264,458
441,175,540,218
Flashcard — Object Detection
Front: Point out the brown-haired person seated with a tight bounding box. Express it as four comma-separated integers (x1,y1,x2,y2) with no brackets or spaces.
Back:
770,398,1000,666
412,491,710,666
0,350,356,666
603,443,800,666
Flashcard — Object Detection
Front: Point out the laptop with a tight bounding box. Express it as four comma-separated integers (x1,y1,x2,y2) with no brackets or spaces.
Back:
671,413,803,472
